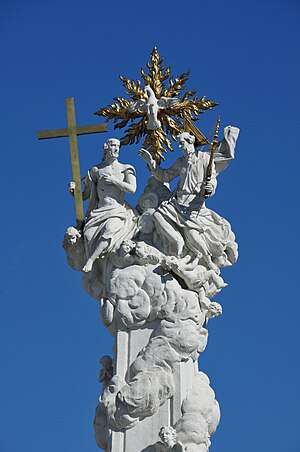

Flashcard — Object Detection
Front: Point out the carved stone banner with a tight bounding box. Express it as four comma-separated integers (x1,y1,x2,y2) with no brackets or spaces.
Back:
61,49,239,452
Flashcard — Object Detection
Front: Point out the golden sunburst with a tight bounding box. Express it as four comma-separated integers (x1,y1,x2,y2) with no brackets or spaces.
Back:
95,47,218,162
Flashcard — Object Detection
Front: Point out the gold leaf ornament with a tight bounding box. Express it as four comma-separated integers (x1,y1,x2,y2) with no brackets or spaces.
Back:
95,48,218,162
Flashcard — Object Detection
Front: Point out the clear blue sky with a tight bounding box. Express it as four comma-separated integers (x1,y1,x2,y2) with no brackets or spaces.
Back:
1,1,299,451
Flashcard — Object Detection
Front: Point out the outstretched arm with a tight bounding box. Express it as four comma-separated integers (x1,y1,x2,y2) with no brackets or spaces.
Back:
139,148,180,182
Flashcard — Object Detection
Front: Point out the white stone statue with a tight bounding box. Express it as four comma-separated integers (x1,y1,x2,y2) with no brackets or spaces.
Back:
139,131,238,272
68,140,137,269
80,138,137,273
161,254,227,297
63,127,239,452
128,85,179,130
155,426,184,451
62,226,85,271
98,355,113,391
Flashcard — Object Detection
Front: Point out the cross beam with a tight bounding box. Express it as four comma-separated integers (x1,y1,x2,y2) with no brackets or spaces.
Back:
38,98,108,228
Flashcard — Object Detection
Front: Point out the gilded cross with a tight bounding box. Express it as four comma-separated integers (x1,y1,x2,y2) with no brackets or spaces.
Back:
38,98,108,228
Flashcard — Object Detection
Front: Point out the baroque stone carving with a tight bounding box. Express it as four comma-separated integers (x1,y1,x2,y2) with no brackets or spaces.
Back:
155,426,184,451
63,126,239,451
99,356,114,391
173,372,220,451
128,85,179,131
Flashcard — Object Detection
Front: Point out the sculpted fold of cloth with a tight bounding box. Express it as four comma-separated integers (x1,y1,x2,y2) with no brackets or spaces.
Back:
139,129,239,270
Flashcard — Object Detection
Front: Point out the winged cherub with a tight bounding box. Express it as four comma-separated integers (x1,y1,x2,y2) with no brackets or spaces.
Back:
128,85,179,130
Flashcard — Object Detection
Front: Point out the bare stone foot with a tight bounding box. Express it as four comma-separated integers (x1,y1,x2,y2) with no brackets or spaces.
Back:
203,255,220,274
213,275,228,289
83,259,94,273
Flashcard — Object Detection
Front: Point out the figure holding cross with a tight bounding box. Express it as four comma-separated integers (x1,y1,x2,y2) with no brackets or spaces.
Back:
78,137,138,272
39,98,138,290
38,97,108,228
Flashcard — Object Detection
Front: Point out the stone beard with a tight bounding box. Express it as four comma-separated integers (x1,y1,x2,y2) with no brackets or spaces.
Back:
63,127,239,452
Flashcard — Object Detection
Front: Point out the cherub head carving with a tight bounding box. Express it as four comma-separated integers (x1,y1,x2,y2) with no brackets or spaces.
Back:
159,426,177,448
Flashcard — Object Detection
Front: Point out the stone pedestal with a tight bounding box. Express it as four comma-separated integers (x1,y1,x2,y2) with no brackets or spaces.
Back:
108,323,198,452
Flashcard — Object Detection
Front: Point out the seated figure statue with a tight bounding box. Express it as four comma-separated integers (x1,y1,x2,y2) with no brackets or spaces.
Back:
70,138,138,273
161,254,227,297
139,131,238,272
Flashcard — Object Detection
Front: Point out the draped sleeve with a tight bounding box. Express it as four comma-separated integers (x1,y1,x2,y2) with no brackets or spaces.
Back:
151,158,182,182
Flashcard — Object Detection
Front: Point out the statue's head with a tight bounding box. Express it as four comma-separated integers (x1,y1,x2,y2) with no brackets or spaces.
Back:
63,227,81,247
100,355,113,370
159,426,177,447
103,138,120,161
135,242,147,258
162,256,177,271
177,132,195,158
120,240,135,255
144,85,153,97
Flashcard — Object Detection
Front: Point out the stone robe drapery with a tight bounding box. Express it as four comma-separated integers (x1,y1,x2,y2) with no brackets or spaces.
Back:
83,166,138,260
151,152,238,264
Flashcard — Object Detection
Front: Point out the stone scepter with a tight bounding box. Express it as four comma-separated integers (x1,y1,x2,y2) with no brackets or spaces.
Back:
204,116,221,198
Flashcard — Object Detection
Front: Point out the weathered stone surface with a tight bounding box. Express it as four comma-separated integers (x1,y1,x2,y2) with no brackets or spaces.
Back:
63,131,239,451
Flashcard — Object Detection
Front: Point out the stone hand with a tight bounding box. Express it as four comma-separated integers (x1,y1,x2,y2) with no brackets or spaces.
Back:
139,148,155,168
68,181,75,196
101,174,116,185
83,258,94,273
148,254,160,265
161,257,170,270
204,182,213,195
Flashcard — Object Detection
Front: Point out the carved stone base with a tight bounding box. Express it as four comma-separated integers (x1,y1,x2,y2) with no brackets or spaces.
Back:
107,324,199,452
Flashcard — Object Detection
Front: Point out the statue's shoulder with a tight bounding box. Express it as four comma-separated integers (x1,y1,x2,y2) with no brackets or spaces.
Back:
88,164,103,182
169,156,184,169
120,162,136,175
173,442,184,452
90,164,103,173
155,441,167,452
